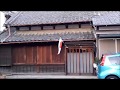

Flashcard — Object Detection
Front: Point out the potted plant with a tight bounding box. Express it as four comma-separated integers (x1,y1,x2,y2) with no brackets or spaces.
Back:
93,57,101,75
94,57,101,65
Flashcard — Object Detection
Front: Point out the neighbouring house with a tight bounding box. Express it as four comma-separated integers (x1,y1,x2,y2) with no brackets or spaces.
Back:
92,11,120,59
0,11,118,75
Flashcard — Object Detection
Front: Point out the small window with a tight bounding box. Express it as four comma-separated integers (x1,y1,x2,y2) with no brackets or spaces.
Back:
19,27,29,30
81,24,92,28
43,26,53,30
55,25,66,29
31,26,41,30
68,24,79,29
108,56,120,65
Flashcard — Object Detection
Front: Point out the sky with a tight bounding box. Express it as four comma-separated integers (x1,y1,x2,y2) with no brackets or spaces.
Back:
0,11,6,31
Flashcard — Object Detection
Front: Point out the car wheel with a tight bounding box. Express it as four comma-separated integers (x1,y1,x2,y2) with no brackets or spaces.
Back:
106,76,119,79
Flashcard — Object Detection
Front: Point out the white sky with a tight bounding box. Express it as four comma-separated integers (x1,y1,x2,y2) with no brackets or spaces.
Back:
0,11,6,31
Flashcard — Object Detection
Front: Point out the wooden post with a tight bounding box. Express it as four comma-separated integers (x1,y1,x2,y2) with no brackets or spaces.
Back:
115,39,118,53
65,46,67,75
50,45,52,63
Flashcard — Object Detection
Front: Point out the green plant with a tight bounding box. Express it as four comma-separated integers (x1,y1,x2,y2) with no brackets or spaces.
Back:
94,57,100,64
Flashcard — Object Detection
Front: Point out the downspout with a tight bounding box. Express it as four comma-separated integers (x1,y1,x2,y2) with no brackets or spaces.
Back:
1,24,11,43
93,25,99,58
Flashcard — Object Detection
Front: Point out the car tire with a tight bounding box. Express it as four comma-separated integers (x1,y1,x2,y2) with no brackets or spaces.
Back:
106,76,119,79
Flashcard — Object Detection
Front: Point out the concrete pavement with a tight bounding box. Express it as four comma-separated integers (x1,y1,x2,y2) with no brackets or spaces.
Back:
5,74,97,79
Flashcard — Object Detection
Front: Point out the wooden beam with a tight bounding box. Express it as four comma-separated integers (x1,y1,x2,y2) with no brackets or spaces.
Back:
65,41,95,45
96,30,120,34
98,39,100,59
65,47,67,75
0,39,96,45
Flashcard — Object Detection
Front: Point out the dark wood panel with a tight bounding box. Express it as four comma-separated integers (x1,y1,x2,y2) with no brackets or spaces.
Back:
42,46,46,63
12,46,26,64
12,47,17,64
52,45,65,63
17,47,20,63
52,45,56,63
19,46,26,63
26,46,34,64
11,64,65,73
37,46,42,64
50,46,52,63
11,44,65,65
0,46,12,66
59,46,65,63
52,45,58,63
33,46,37,64
46,46,50,63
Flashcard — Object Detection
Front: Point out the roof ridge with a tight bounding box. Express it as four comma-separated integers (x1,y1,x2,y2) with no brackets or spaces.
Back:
5,12,22,25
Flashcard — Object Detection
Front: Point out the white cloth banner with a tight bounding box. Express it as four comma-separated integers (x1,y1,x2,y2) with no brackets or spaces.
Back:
57,37,63,55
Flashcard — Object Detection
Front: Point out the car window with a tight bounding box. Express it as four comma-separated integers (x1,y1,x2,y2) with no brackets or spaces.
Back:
108,56,120,65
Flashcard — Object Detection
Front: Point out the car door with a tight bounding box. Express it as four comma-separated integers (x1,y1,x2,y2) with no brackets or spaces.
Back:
119,55,120,77
108,55,120,73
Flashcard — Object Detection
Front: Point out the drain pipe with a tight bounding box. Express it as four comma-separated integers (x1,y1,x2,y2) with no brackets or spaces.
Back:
1,24,11,43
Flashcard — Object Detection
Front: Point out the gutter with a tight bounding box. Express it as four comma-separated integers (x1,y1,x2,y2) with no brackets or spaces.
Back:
1,24,11,43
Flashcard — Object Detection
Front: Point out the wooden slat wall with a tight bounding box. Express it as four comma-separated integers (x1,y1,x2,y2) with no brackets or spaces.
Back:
12,44,65,65
12,47,17,64
37,46,42,64
46,46,51,63
0,46,12,66
26,46,34,64
12,46,26,64
33,46,37,64
52,45,65,63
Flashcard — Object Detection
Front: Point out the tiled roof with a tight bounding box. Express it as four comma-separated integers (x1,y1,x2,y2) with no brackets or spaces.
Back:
0,29,95,43
5,11,112,26
92,11,120,26
2,11,18,17
0,30,9,42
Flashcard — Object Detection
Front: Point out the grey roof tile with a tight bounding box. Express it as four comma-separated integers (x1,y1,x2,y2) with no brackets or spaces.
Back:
92,11,120,26
5,11,112,26
0,30,9,41
0,30,95,43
